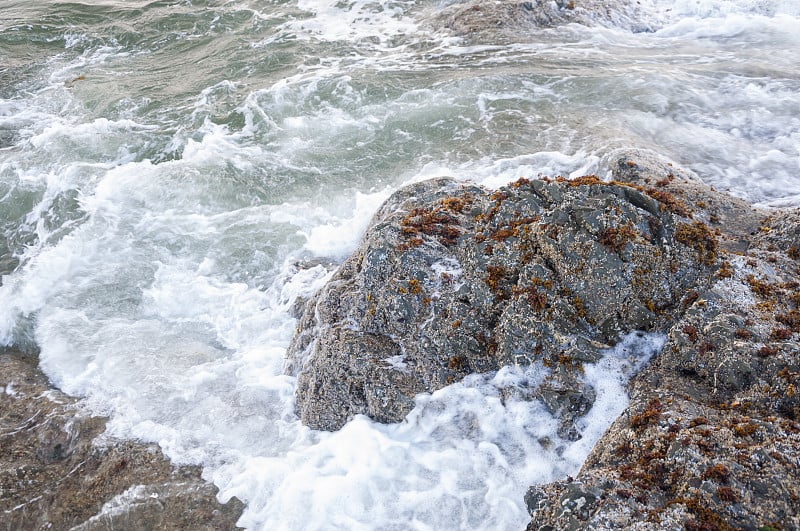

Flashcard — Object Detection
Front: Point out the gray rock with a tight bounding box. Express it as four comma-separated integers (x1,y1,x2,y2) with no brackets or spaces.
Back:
430,0,659,40
288,169,718,431
525,153,800,530
289,151,800,529
608,147,763,254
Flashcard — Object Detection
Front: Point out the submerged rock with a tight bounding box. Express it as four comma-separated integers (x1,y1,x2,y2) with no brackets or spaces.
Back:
0,349,244,530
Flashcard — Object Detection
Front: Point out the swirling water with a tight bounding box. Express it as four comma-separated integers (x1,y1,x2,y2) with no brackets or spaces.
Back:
1,0,799,528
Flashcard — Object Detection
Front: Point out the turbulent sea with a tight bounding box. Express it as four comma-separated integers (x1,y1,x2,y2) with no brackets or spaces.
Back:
1,0,799,528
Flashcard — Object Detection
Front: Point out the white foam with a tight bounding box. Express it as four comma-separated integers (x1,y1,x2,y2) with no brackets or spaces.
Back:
649,0,800,20
211,331,664,531
567,332,665,462
412,151,603,190
29,118,158,150
654,11,800,39
286,0,421,45
302,189,393,259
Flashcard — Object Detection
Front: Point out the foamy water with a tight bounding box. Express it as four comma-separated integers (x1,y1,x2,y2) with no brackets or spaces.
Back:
1,0,798,528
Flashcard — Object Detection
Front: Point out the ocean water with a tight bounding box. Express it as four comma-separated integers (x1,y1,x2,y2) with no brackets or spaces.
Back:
1,0,799,528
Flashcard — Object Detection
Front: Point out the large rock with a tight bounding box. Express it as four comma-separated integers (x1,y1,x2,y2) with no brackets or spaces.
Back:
431,0,659,39
289,150,800,529
287,157,723,433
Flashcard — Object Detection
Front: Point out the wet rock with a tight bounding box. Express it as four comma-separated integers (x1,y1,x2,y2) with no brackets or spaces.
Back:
288,166,719,431
0,349,243,530
431,0,659,40
526,482,602,531
525,152,800,530
288,150,800,529
753,208,800,256
608,147,763,253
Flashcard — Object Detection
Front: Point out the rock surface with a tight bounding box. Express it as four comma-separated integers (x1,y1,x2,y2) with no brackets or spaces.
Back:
431,0,659,39
524,154,800,531
0,348,244,530
288,149,799,529
287,151,720,432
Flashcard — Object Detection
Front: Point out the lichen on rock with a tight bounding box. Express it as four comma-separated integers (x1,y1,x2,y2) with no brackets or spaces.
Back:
524,152,800,531
287,156,720,434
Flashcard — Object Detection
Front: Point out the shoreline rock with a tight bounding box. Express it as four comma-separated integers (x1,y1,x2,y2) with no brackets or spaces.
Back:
525,154,800,530
287,150,799,529
0,348,244,530
287,151,721,433
430,0,660,40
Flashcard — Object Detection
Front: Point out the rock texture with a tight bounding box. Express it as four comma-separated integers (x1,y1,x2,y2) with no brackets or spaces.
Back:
524,155,800,531
0,348,244,530
431,0,658,39
289,151,721,432
288,149,800,529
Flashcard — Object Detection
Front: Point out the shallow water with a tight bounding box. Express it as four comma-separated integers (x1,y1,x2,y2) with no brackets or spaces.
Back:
1,0,799,528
